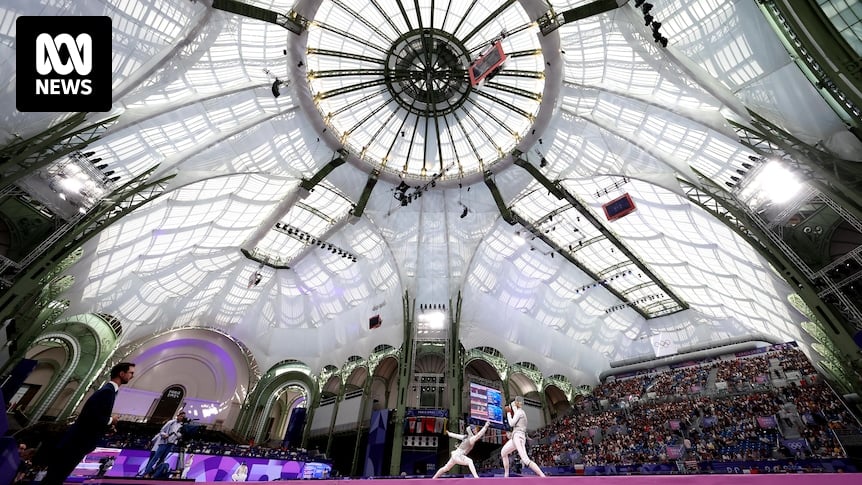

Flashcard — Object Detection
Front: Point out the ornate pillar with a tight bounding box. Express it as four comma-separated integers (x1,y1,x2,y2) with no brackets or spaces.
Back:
388,292,414,475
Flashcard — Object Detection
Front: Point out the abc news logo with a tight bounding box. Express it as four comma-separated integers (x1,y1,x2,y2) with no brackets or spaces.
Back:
36,33,94,94
17,16,111,112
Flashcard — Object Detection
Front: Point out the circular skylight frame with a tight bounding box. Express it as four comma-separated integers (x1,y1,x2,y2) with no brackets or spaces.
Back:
383,28,473,117
305,0,547,182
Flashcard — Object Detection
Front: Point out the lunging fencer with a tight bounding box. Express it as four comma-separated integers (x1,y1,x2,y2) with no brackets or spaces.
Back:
432,420,490,478
500,396,545,477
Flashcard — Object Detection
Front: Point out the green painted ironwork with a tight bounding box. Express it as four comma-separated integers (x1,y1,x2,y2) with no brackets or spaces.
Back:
511,157,687,318
212,0,308,34
544,374,574,403
0,168,174,373
0,114,119,188
757,1,861,130
681,175,862,395
731,113,862,216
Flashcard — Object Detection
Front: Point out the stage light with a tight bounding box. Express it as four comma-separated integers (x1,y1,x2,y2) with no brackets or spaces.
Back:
58,177,84,194
418,309,447,330
751,161,803,204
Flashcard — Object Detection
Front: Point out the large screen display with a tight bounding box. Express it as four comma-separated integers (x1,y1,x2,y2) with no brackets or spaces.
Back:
602,193,637,221
468,382,503,426
468,41,507,86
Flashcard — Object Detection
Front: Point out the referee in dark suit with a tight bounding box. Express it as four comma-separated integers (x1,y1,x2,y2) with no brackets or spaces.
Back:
41,362,135,485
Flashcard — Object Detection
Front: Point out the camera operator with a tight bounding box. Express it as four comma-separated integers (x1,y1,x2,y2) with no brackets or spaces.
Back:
142,411,186,477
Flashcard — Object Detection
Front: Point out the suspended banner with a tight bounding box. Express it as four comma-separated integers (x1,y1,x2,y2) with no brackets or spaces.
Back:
363,409,389,477
650,333,679,357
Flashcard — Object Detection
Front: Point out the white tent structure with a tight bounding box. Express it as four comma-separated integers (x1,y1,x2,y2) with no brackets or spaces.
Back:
1,0,861,401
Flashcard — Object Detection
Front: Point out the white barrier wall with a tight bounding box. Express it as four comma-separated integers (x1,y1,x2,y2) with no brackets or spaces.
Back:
524,403,544,431
333,394,363,431
310,402,334,436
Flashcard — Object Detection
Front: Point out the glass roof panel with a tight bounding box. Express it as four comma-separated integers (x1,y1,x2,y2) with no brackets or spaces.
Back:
5,0,843,380
306,0,544,180
108,0,197,82
548,0,594,11
509,173,685,318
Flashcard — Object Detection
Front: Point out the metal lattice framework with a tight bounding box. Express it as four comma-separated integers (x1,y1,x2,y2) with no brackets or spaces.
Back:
305,0,546,180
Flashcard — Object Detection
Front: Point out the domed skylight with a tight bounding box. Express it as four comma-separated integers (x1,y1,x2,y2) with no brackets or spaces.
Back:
306,0,546,181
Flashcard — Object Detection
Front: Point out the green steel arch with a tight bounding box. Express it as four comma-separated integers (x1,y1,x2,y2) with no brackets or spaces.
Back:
26,312,121,421
237,359,317,440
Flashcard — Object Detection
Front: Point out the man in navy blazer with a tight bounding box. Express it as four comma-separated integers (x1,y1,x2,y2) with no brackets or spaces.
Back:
41,362,135,485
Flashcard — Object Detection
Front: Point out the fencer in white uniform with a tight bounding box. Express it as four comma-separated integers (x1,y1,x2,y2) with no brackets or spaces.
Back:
432,420,490,478
500,396,545,477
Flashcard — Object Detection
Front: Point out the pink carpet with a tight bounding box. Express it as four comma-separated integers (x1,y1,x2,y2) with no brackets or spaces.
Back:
86,473,860,485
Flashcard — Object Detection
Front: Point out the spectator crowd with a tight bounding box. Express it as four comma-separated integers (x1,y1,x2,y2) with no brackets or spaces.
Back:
527,345,859,469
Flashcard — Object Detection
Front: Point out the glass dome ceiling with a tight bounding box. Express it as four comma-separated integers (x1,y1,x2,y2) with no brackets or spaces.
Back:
2,0,858,385
306,0,545,180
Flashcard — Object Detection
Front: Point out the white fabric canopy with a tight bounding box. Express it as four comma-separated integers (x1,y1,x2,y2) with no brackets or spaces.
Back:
1,0,850,386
